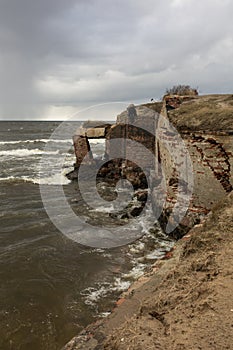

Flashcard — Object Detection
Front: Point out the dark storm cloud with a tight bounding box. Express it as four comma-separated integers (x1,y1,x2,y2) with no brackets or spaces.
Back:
0,0,233,119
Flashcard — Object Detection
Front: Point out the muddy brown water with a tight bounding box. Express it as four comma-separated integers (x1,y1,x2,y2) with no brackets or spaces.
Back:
0,121,173,350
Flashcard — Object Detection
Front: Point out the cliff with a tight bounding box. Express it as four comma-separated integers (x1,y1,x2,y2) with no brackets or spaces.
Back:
67,94,233,238
140,94,233,237
64,94,233,349
165,94,233,132
63,192,233,350
144,94,233,132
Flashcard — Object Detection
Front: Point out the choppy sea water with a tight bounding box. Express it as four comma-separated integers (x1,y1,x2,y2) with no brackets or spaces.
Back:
0,121,174,350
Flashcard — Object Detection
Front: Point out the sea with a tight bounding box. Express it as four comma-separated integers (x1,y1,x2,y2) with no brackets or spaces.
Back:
0,121,174,350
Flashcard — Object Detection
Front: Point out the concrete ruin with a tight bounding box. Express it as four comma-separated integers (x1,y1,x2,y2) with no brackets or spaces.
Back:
67,94,233,238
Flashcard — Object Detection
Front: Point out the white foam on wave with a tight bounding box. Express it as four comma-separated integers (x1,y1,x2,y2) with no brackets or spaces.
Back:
128,241,145,254
90,204,116,213
0,176,16,182
99,312,111,318
80,212,174,310
81,278,131,307
122,264,146,279
0,149,60,157
0,172,71,185
81,284,110,306
22,173,71,185
80,238,156,308
145,250,166,260
0,139,72,145
113,277,131,291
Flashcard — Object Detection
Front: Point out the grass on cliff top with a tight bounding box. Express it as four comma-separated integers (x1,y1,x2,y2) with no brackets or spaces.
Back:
167,94,233,132
142,101,163,114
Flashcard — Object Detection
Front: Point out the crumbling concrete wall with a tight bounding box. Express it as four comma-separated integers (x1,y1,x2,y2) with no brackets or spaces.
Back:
105,124,155,169
73,135,94,165
106,105,159,169
156,97,233,212
152,96,233,237
186,133,233,205
68,95,233,237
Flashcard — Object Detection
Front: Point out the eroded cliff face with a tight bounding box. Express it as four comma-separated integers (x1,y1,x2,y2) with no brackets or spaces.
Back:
165,95,233,202
151,95,233,237
68,94,233,238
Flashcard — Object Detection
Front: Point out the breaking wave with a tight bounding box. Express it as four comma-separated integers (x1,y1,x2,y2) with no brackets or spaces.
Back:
0,173,71,185
80,220,174,310
0,139,72,145
0,149,60,157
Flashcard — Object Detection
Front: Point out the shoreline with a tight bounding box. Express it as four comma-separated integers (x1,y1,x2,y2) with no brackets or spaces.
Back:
62,228,195,350
62,95,233,349
62,192,233,349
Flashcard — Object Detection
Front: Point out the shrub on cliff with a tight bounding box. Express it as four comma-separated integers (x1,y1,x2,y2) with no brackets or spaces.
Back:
165,85,198,96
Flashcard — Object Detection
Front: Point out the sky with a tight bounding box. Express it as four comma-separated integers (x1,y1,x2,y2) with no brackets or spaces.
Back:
0,0,233,120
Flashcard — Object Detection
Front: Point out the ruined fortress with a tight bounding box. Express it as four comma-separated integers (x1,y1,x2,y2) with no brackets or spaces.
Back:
67,94,233,238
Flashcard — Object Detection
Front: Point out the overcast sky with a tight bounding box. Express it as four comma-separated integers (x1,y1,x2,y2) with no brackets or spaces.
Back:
0,0,233,120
